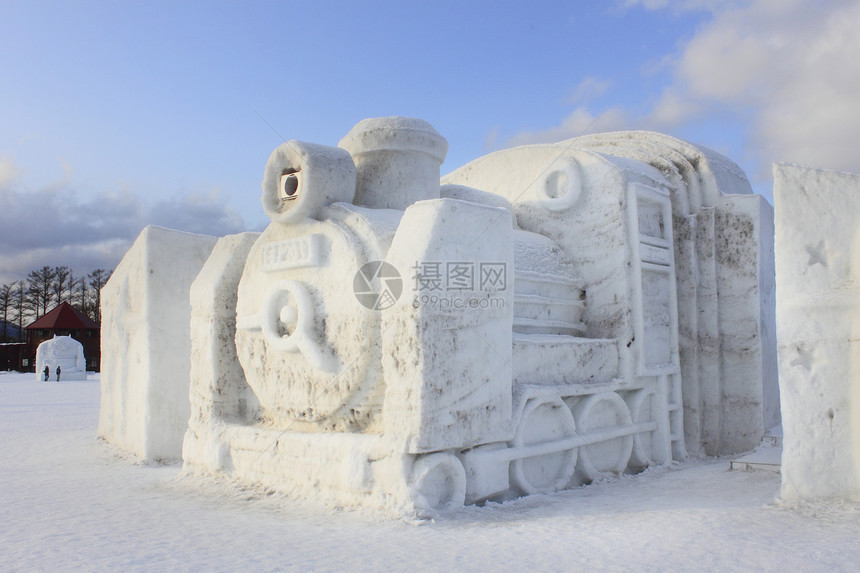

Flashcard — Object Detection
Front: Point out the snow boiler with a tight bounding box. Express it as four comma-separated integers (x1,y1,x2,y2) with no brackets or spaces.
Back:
179,117,775,513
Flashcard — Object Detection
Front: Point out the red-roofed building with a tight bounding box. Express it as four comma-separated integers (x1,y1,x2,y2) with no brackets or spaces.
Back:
25,302,100,371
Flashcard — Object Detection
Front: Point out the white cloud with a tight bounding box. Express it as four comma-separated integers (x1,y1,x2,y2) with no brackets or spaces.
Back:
504,0,860,182
623,0,670,9
149,191,246,236
0,157,21,187
505,107,632,148
569,77,611,105
649,88,702,127
667,0,860,173
0,181,248,285
483,125,502,151
620,0,739,13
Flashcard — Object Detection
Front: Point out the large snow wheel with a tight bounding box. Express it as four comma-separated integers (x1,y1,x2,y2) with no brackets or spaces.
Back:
626,389,656,467
411,453,466,512
572,392,634,481
510,397,578,495
235,217,383,431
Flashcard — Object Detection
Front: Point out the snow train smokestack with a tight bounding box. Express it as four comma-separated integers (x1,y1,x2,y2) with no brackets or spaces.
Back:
339,116,448,210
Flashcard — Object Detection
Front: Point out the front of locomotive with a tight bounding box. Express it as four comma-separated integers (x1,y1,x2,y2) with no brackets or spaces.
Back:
233,118,448,436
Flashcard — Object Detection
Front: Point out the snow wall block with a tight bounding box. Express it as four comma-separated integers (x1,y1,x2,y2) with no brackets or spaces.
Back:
99,226,217,461
775,163,860,502
382,198,514,453
713,193,778,453
183,232,261,472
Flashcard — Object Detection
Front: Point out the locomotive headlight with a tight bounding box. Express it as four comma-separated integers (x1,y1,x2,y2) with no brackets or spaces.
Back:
261,140,356,224
279,170,300,202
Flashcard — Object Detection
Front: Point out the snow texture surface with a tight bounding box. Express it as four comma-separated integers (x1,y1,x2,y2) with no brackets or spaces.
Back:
774,163,860,501
98,226,217,461
444,133,778,456
3,371,859,572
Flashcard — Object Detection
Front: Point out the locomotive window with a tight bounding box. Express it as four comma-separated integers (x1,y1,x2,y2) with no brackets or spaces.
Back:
544,169,569,199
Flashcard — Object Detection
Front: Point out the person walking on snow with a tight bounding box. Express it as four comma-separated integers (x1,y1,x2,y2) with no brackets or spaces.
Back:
43,365,50,381
56,365,61,382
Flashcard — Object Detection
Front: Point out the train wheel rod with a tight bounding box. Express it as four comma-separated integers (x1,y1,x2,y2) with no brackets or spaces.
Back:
479,422,657,464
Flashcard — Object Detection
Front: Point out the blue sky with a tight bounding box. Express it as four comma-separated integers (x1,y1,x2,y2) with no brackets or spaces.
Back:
2,0,859,284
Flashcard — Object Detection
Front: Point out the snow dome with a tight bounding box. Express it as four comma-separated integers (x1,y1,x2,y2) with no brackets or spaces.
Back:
36,335,87,382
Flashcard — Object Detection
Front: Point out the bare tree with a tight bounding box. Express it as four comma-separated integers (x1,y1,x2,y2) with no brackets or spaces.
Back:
67,269,80,306
27,266,57,318
76,276,89,316
0,283,12,340
88,269,112,323
14,281,26,340
53,266,71,304
5,267,112,325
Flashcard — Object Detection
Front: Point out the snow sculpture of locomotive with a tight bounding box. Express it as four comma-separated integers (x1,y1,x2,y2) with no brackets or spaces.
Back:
177,116,777,512
100,116,775,513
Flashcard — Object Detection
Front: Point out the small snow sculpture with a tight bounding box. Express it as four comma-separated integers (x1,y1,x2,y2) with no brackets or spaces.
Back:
101,117,776,513
36,335,86,381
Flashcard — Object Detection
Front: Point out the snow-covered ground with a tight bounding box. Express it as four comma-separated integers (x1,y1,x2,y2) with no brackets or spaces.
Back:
3,371,859,572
